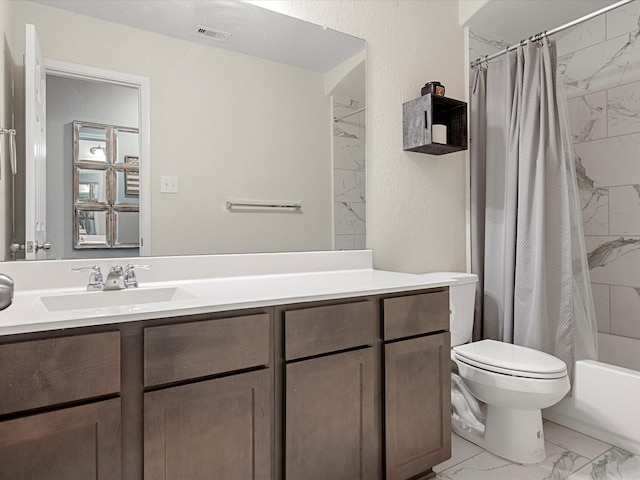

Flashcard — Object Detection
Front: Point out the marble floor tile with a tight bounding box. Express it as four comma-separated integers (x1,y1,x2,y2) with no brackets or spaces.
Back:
433,434,484,473
436,473,453,480
440,442,590,480
567,447,640,479
544,421,613,460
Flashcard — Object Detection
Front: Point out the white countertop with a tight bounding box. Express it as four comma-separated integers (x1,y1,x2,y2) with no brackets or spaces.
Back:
1,269,457,336
0,252,457,335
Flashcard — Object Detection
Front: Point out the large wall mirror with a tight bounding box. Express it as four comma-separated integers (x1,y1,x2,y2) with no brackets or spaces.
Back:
1,0,366,261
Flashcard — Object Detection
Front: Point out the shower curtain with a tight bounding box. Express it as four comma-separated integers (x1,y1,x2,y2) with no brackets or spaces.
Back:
470,39,598,381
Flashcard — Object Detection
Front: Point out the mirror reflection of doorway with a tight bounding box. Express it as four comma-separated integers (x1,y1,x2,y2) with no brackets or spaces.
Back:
45,68,146,259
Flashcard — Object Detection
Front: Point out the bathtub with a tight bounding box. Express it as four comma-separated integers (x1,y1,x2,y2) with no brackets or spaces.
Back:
543,360,640,456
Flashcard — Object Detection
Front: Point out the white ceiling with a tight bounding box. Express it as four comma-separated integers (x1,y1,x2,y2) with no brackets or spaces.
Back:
31,0,365,73
465,0,622,43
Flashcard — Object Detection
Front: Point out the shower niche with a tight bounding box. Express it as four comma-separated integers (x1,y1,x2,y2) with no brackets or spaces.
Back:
403,94,467,155
73,121,140,250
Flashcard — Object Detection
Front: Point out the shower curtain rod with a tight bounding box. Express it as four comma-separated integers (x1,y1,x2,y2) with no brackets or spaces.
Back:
333,107,365,123
470,0,634,68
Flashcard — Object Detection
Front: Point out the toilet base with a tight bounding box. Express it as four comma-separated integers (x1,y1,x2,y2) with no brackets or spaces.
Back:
484,406,546,464
455,405,546,465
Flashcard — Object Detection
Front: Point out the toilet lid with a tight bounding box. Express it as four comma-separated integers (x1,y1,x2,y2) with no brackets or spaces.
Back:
453,340,568,379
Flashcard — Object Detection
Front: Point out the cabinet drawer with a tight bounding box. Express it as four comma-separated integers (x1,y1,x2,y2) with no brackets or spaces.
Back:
0,331,121,416
383,290,449,341
284,301,374,360
144,313,270,387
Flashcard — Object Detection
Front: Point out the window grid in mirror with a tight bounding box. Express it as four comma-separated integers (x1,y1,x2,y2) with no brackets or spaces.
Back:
73,121,139,249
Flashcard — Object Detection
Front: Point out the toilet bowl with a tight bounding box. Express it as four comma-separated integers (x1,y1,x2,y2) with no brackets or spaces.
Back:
452,339,570,464
441,273,570,465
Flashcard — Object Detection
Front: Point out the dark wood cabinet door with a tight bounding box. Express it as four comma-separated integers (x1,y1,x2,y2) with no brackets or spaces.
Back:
384,333,451,480
144,369,271,480
285,348,377,480
0,398,121,480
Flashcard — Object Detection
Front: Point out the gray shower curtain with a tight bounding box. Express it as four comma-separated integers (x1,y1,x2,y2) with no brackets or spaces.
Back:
471,39,598,380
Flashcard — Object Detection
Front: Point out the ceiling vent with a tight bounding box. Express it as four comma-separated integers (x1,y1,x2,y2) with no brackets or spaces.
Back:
194,25,232,42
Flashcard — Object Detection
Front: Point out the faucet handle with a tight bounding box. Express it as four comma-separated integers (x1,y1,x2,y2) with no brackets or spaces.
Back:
124,264,151,288
72,265,104,291
126,264,151,271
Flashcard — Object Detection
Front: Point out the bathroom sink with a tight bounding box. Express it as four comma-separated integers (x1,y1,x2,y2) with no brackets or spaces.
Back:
39,286,196,312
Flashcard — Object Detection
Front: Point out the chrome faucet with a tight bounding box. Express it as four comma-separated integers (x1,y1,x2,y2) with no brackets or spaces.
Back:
105,266,126,290
73,264,151,291
124,264,151,288
72,266,104,291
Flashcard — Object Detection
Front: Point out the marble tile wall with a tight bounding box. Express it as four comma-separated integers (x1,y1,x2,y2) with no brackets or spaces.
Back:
557,1,640,359
470,1,640,369
332,96,366,250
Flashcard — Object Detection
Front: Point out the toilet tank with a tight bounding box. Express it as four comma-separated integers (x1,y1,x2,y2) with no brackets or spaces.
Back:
438,273,478,347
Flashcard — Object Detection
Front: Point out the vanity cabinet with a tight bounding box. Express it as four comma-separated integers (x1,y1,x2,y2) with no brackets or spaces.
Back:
0,331,122,480
382,291,451,480
0,286,452,480
142,313,272,480
282,301,378,480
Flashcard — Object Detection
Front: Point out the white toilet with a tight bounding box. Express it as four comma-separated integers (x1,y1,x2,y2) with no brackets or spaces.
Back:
445,273,570,465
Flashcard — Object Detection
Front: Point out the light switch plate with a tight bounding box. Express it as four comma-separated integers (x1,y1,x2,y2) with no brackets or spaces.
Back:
160,175,179,193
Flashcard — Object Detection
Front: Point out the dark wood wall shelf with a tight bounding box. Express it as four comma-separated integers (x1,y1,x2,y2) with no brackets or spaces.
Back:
403,94,468,155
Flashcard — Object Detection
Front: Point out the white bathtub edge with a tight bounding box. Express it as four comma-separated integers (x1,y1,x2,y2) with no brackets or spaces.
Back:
543,360,640,456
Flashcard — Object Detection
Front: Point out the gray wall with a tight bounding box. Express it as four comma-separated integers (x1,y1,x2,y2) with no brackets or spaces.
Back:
46,74,138,260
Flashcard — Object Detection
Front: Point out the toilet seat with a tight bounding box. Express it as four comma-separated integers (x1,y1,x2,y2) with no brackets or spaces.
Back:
453,340,567,379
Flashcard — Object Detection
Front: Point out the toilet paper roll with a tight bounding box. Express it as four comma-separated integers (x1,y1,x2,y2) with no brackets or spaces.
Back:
432,124,447,144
